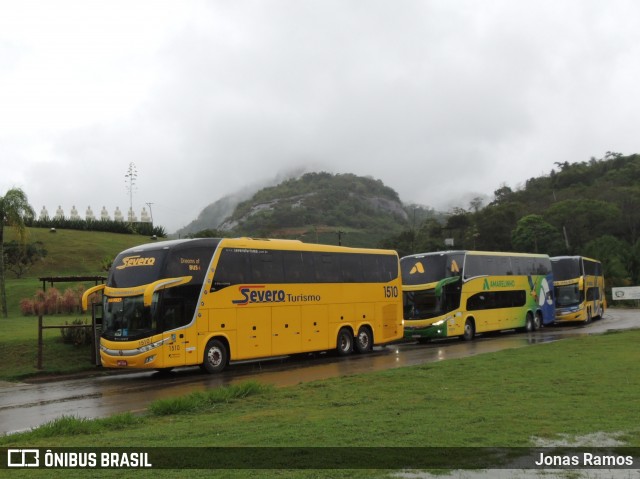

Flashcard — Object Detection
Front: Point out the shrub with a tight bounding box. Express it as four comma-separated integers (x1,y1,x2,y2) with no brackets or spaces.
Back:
61,287,84,314
44,288,62,315
21,286,87,316
60,319,92,346
20,299,35,316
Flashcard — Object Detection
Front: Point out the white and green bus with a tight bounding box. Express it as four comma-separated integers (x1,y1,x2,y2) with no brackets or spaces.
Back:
401,250,555,341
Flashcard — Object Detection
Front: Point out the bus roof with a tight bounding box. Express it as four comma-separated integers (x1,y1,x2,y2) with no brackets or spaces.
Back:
402,250,465,260
118,238,220,254
551,255,600,263
120,237,398,256
403,250,550,260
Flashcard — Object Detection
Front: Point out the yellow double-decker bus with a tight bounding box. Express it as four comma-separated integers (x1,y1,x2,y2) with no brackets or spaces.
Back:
82,238,403,373
401,250,555,341
551,256,606,324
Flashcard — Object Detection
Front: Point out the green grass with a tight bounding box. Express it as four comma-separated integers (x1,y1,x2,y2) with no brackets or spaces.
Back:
1,331,639,478
148,381,272,415
2,315,96,380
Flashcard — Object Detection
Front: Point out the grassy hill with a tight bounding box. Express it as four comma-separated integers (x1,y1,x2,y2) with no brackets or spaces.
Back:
3,228,154,315
4,227,153,277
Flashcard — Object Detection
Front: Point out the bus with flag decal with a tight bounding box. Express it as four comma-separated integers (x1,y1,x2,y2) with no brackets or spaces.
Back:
401,250,555,341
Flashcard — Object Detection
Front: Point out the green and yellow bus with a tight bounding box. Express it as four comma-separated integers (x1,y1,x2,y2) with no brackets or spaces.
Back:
82,238,403,373
401,250,555,341
551,256,606,324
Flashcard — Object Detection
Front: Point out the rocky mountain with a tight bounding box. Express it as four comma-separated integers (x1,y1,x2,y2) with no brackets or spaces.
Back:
180,172,424,248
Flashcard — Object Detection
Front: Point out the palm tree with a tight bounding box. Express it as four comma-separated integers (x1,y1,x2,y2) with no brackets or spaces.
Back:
0,188,35,317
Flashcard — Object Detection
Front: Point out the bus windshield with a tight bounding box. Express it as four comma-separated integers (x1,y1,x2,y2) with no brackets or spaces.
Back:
103,240,219,341
555,284,582,308
401,253,463,320
401,252,464,286
103,295,154,340
551,257,581,281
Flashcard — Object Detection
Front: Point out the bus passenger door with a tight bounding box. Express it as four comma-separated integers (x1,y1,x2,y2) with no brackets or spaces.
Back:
159,299,187,368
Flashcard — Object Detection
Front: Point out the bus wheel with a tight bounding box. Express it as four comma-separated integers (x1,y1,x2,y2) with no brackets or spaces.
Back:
533,312,542,330
336,328,354,356
355,326,373,353
202,339,228,373
524,312,535,332
462,319,475,341
584,309,592,325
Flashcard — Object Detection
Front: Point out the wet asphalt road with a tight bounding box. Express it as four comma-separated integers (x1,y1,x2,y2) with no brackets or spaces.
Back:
0,309,637,436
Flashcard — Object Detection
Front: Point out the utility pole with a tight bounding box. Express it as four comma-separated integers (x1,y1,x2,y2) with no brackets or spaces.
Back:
563,225,570,252
146,202,154,226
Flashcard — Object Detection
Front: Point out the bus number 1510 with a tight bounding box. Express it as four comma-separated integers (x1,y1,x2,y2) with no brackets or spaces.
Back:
383,286,399,298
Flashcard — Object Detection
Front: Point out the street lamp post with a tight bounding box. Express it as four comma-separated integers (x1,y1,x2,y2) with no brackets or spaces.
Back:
146,202,154,227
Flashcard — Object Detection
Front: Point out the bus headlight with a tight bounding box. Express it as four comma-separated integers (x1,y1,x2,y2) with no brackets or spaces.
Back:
433,315,452,326
139,339,166,354
144,355,156,364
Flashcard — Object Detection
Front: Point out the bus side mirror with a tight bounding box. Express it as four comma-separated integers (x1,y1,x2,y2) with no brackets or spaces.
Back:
82,284,106,312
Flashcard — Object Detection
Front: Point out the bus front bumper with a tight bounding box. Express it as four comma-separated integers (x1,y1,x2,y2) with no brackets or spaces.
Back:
554,306,585,323
100,350,159,369
404,322,449,340
99,340,166,369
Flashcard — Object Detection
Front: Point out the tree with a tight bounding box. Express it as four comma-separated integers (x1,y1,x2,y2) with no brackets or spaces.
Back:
0,188,35,317
544,199,622,253
3,240,47,279
474,202,523,251
583,235,632,289
511,215,565,254
445,208,471,248
602,186,640,244
492,185,513,204
469,196,485,213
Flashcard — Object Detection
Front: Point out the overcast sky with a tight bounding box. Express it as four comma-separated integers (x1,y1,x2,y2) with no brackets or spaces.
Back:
1,0,639,233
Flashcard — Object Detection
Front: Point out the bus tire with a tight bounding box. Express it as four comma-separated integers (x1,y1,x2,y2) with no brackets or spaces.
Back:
336,328,354,356
355,326,373,353
533,312,542,330
462,319,475,341
522,312,534,332
202,339,228,373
